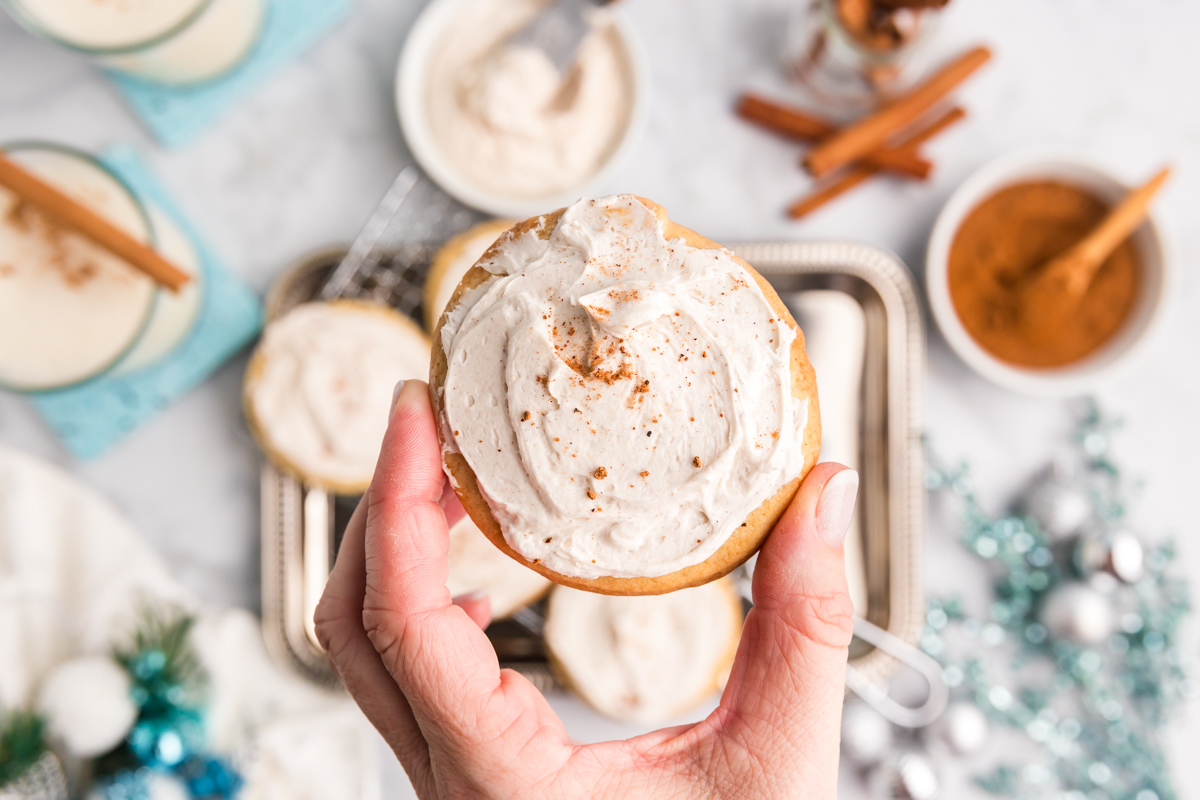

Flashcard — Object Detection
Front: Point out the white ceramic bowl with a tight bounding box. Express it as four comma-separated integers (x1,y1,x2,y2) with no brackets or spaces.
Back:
926,149,1172,397
395,0,650,218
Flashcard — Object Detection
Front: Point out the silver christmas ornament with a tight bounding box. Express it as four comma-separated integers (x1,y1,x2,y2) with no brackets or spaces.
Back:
1075,533,1108,576
840,700,893,766
870,752,940,800
1022,469,1091,540
1075,529,1145,584
1108,530,1145,583
935,702,989,755
1040,582,1115,646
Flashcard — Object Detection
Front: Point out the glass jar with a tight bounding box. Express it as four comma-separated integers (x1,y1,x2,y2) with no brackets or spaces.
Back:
0,142,202,393
1,0,266,86
786,0,943,113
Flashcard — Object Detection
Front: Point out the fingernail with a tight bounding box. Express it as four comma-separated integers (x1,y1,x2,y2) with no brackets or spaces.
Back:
815,469,858,547
453,590,488,604
390,379,426,418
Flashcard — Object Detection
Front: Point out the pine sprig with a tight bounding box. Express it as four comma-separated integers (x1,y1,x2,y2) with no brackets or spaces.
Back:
112,605,202,692
0,710,47,786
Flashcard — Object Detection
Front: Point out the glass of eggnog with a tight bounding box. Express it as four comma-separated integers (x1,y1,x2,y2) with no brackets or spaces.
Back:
1,0,265,85
0,142,203,393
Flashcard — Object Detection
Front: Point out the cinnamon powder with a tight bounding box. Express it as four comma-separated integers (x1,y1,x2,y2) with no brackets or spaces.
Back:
947,181,1140,368
4,197,106,289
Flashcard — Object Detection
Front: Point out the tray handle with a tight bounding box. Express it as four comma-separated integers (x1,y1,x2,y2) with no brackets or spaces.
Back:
845,616,948,728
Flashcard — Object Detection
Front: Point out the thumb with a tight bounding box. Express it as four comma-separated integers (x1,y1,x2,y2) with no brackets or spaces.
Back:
717,463,857,785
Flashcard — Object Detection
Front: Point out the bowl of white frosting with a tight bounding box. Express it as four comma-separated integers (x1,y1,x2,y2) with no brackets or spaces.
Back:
396,0,649,218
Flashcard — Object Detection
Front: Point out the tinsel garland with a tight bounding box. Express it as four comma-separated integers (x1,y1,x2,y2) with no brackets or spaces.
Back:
923,402,1191,800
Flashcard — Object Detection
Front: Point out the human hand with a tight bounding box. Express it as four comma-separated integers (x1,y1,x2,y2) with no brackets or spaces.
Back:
315,380,858,799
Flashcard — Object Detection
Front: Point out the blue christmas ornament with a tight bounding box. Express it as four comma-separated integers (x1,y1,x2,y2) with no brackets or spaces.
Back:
131,650,168,683
177,756,243,800
93,608,244,799
126,710,203,769
95,769,151,800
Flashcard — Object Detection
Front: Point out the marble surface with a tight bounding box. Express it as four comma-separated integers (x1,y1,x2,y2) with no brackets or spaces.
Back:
1,0,1198,797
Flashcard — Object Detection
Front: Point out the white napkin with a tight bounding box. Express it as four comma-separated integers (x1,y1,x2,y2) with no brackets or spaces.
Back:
0,446,378,800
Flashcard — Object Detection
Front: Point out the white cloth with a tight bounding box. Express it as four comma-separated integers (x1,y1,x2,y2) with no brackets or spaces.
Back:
0,445,379,800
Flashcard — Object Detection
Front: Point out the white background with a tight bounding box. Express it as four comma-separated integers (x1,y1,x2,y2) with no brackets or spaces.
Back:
0,0,1197,796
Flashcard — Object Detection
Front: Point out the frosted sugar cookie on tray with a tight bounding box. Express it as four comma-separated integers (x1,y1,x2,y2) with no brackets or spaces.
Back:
244,299,430,494
446,514,552,619
424,218,515,333
543,578,744,723
431,195,820,595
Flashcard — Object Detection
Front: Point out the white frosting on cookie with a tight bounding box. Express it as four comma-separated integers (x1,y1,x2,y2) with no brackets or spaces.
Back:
544,581,741,723
438,196,809,579
249,302,429,488
446,515,551,618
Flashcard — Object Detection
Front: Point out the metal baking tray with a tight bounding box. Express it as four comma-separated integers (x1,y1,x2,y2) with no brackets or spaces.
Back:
259,240,924,692
735,242,925,687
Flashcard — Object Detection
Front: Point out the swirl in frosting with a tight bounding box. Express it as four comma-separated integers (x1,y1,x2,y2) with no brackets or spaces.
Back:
438,196,809,579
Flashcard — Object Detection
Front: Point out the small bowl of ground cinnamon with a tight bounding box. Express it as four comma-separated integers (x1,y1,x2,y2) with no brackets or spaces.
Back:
926,149,1171,396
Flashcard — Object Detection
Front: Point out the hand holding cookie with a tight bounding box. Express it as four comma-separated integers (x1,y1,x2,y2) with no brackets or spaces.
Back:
315,380,858,800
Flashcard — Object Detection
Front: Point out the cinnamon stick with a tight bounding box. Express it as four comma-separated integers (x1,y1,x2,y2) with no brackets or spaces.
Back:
737,94,834,140
789,106,966,219
865,148,932,179
788,167,877,220
737,94,932,179
803,46,990,178
0,152,190,292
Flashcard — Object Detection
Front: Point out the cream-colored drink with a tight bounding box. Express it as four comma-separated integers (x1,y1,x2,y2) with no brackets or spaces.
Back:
5,0,264,85
0,148,158,391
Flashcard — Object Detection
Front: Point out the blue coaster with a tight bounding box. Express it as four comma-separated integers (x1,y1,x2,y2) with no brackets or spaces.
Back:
107,0,351,148
30,146,264,460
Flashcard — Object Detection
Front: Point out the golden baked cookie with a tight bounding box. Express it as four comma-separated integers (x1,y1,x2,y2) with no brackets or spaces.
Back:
431,196,821,595
245,298,430,494
423,219,516,333
446,514,552,618
543,577,744,723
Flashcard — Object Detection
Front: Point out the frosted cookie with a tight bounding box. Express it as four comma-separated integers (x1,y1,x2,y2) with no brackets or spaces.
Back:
446,514,552,618
543,578,743,723
244,299,430,493
431,195,821,595
424,219,515,333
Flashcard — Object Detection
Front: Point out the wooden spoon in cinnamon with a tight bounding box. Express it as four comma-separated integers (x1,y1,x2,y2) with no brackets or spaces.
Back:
1019,167,1170,336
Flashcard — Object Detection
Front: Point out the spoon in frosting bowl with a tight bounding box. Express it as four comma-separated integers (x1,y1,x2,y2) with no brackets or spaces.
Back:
504,0,615,76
